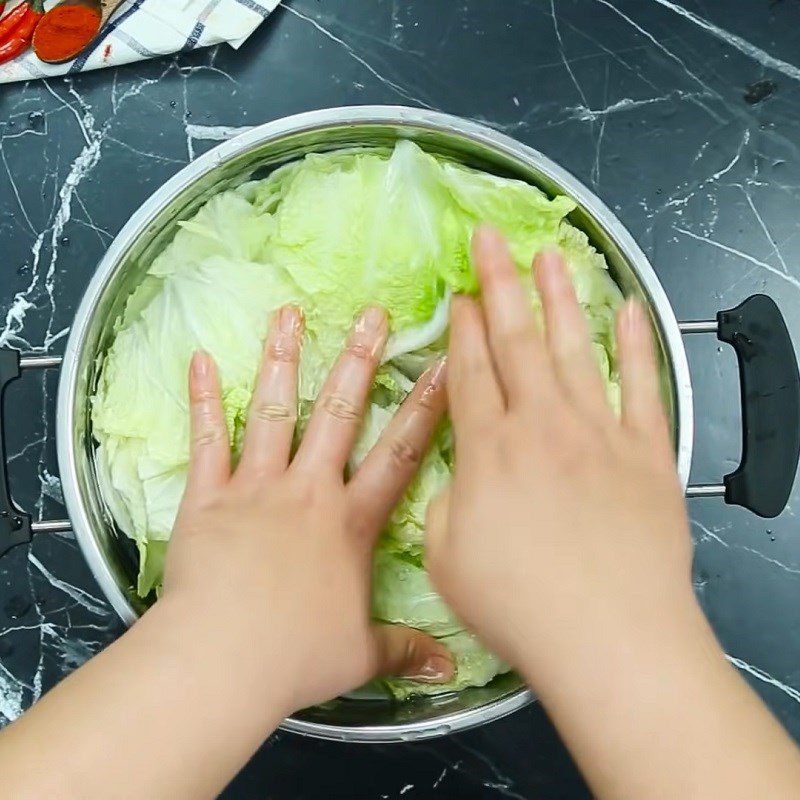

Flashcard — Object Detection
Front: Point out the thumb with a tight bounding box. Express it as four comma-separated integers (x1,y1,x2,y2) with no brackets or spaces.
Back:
371,624,455,683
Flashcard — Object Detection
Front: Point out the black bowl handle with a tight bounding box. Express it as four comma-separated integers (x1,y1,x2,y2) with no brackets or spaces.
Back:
719,295,800,517
0,349,68,559
0,350,32,557
684,295,800,518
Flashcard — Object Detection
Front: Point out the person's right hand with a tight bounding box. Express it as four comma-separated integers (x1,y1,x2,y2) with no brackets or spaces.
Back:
427,226,703,689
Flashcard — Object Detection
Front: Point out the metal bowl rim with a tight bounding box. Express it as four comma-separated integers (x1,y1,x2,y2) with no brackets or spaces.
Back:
55,104,693,743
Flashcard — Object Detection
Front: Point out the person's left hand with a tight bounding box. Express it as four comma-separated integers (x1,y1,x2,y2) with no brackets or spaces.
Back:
161,305,454,714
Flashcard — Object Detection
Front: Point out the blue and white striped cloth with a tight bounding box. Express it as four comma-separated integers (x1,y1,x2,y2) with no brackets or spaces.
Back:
0,0,280,84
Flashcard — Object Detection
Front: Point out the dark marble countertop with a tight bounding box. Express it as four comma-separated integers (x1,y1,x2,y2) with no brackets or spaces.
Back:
3,1,800,797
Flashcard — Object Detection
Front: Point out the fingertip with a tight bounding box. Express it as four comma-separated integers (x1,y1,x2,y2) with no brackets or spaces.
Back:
190,349,211,380
402,641,455,684
533,248,567,285
618,297,647,338
397,633,455,684
616,299,653,359
472,224,514,281
356,304,388,332
617,298,665,434
275,304,304,337
411,658,456,685
472,223,504,255
189,350,218,399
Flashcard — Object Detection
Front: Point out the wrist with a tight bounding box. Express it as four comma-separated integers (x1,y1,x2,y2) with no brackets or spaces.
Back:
518,591,721,701
141,594,297,721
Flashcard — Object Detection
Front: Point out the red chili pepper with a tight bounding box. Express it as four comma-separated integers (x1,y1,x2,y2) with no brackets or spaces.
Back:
0,2,30,41
0,0,43,65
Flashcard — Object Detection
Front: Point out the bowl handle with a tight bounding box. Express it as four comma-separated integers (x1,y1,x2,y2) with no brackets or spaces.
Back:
683,294,800,518
0,350,70,558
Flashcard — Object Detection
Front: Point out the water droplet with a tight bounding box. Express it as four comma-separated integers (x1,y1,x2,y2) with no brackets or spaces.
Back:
185,110,192,119
60,236,70,246
17,264,30,275
170,100,177,108
716,346,723,353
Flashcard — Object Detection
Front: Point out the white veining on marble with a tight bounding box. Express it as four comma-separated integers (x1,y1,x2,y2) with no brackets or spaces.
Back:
549,0,590,108
569,90,700,122
283,5,434,109
652,0,800,83
727,655,800,705
736,547,800,577
691,519,730,548
0,661,26,722
28,555,110,617
452,741,527,800
7,436,46,464
38,469,63,506
431,767,448,789
675,226,800,292
693,521,800,577
590,0,711,92
739,187,789,275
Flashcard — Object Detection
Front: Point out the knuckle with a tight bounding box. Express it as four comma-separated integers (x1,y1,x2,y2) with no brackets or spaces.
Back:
253,400,296,423
415,383,442,412
346,341,377,364
321,392,360,422
388,436,422,469
191,388,217,406
289,475,315,506
416,393,437,411
266,341,298,363
193,424,226,448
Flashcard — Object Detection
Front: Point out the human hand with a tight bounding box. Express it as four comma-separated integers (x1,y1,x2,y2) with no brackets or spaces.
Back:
162,305,454,714
427,227,700,690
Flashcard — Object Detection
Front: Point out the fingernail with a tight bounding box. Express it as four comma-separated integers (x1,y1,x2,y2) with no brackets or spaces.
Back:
622,298,644,335
278,305,302,335
191,349,210,378
403,654,454,684
427,357,448,389
535,249,564,280
355,305,387,335
473,223,501,247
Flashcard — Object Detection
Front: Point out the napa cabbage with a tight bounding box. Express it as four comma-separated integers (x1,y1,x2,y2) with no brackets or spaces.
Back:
91,141,622,698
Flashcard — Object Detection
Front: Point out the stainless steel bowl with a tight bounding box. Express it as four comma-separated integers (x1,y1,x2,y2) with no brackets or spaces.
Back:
55,106,694,742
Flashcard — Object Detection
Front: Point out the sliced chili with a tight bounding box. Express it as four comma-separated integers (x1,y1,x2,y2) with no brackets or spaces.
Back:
0,0,43,65
0,1,31,41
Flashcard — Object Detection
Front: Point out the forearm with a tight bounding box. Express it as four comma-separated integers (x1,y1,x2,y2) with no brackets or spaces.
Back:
525,599,800,800
0,598,289,800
